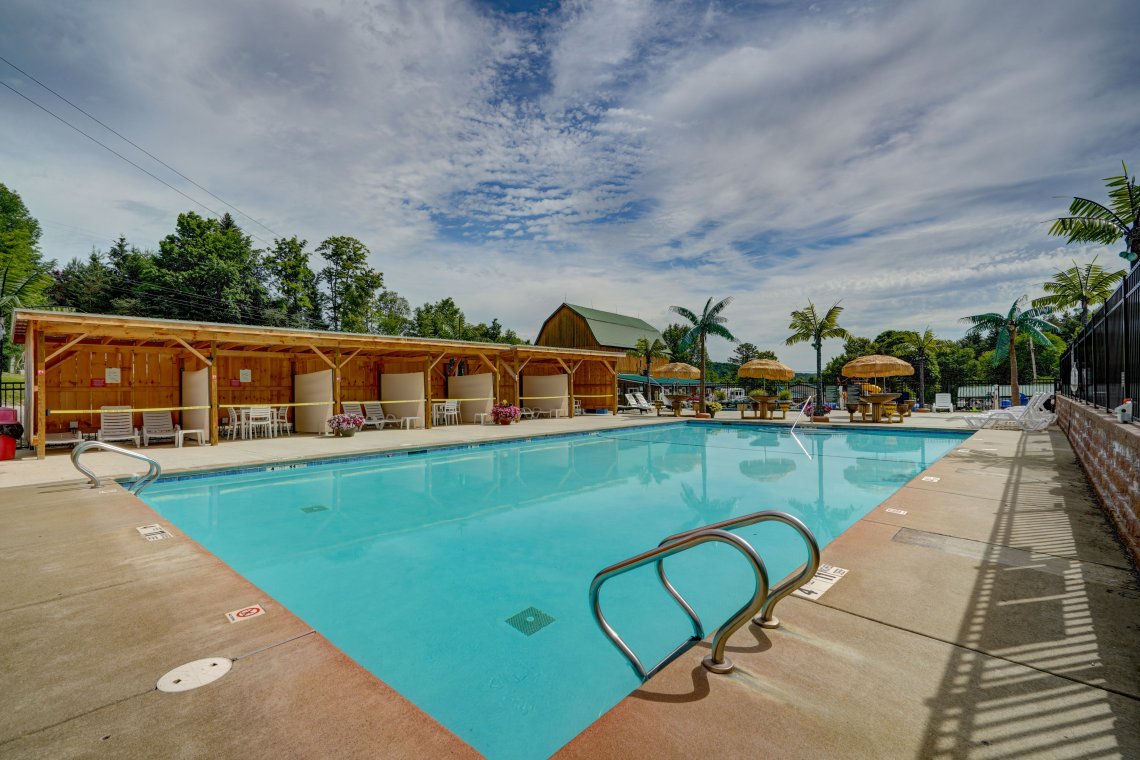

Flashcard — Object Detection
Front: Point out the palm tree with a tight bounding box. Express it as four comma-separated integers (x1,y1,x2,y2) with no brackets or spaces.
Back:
961,297,1055,405
0,262,51,370
627,337,669,402
1049,161,1140,270
670,297,737,413
785,301,850,414
902,327,937,407
1031,256,1125,334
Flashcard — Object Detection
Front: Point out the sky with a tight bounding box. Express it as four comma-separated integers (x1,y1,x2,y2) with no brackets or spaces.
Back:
1,0,1137,368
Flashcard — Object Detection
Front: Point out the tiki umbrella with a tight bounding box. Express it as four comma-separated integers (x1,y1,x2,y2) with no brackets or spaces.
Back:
738,358,794,394
841,354,914,379
657,362,700,379
656,362,700,416
738,358,795,380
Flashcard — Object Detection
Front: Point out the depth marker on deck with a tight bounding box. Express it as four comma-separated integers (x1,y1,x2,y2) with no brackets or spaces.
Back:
921,476,940,483
792,564,848,600
136,524,173,541
885,507,908,515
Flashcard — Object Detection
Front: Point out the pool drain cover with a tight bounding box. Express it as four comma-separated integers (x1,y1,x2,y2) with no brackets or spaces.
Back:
157,657,232,693
301,505,328,513
505,606,554,636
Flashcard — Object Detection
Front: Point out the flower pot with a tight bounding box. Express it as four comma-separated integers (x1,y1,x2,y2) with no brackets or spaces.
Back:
332,430,342,437
811,416,830,422
696,412,712,419
342,428,356,437
496,417,512,425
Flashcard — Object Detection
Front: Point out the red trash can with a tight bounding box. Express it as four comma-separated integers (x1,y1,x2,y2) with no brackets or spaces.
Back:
0,407,20,460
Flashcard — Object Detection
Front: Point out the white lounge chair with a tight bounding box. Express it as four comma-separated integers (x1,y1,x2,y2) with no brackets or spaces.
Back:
361,401,397,430
633,392,655,412
624,394,649,414
931,393,953,413
97,406,139,447
142,411,180,447
947,394,1048,430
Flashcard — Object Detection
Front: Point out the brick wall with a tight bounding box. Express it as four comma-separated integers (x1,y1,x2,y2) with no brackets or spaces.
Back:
1056,395,1140,567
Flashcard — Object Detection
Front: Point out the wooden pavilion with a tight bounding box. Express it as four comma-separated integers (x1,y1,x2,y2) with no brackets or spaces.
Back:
11,310,623,458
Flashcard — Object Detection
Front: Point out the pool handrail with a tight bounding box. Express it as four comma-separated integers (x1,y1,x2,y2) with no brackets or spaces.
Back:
658,510,820,630
789,394,814,459
590,528,769,680
70,440,162,495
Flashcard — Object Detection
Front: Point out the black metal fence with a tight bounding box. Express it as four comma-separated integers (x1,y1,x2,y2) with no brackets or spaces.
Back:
0,380,23,410
1059,264,1138,419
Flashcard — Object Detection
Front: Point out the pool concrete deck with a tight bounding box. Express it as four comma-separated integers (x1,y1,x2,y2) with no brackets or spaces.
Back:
1,413,1138,759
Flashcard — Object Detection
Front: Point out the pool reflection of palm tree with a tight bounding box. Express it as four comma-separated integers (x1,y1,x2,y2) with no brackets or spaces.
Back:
678,442,738,525
786,433,855,545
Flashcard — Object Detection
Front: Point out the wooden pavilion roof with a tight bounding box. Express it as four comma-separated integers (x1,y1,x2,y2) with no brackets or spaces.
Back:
11,310,624,363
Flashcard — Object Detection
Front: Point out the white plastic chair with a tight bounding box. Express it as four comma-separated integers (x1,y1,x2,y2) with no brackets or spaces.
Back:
573,399,583,416
633,392,654,412
246,406,274,438
442,400,460,425
931,393,953,413
97,406,139,447
226,407,245,440
273,407,292,436
142,411,180,447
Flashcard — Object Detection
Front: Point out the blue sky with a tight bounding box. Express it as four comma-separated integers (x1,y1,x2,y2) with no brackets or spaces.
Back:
2,0,1137,367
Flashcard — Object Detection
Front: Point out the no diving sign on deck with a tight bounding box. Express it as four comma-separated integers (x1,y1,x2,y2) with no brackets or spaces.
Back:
225,604,266,623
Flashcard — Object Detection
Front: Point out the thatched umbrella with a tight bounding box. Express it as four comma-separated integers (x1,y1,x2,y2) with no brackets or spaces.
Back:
738,358,795,380
738,358,794,396
841,354,914,379
656,362,701,416
657,362,701,379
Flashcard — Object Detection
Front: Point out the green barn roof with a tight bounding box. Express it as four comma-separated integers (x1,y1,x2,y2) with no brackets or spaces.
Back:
562,304,664,350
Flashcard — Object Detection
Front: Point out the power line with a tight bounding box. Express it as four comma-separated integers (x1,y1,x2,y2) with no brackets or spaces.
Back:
0,80,276,251
0,54,284,240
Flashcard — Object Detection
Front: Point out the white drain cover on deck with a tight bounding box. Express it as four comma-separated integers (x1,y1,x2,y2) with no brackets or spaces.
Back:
157,658,232,693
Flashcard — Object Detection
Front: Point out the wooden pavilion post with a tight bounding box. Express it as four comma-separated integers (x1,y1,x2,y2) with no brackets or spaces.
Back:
334,347,342,415
423,356,432,429
208,341,219,445
514,356,521,407
34,324,46,459
611,360,619,415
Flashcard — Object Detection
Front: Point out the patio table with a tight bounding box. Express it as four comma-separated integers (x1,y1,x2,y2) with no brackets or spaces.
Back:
861,393,901,423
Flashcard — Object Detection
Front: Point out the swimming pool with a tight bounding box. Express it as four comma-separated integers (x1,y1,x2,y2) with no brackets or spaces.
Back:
142,422,968,759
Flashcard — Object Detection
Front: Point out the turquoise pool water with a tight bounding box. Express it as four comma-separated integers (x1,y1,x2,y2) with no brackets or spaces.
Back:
142,422,968,759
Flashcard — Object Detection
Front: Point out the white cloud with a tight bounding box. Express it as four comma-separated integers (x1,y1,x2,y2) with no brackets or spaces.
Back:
0,0,1135,368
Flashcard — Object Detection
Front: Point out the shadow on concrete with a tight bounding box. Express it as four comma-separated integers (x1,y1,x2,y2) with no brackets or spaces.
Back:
917,430,1140,759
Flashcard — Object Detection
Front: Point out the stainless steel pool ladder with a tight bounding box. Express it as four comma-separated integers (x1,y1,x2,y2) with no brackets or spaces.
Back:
70,440,162,495
590,529,769,680
590,510,819,680
658,511,820,630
